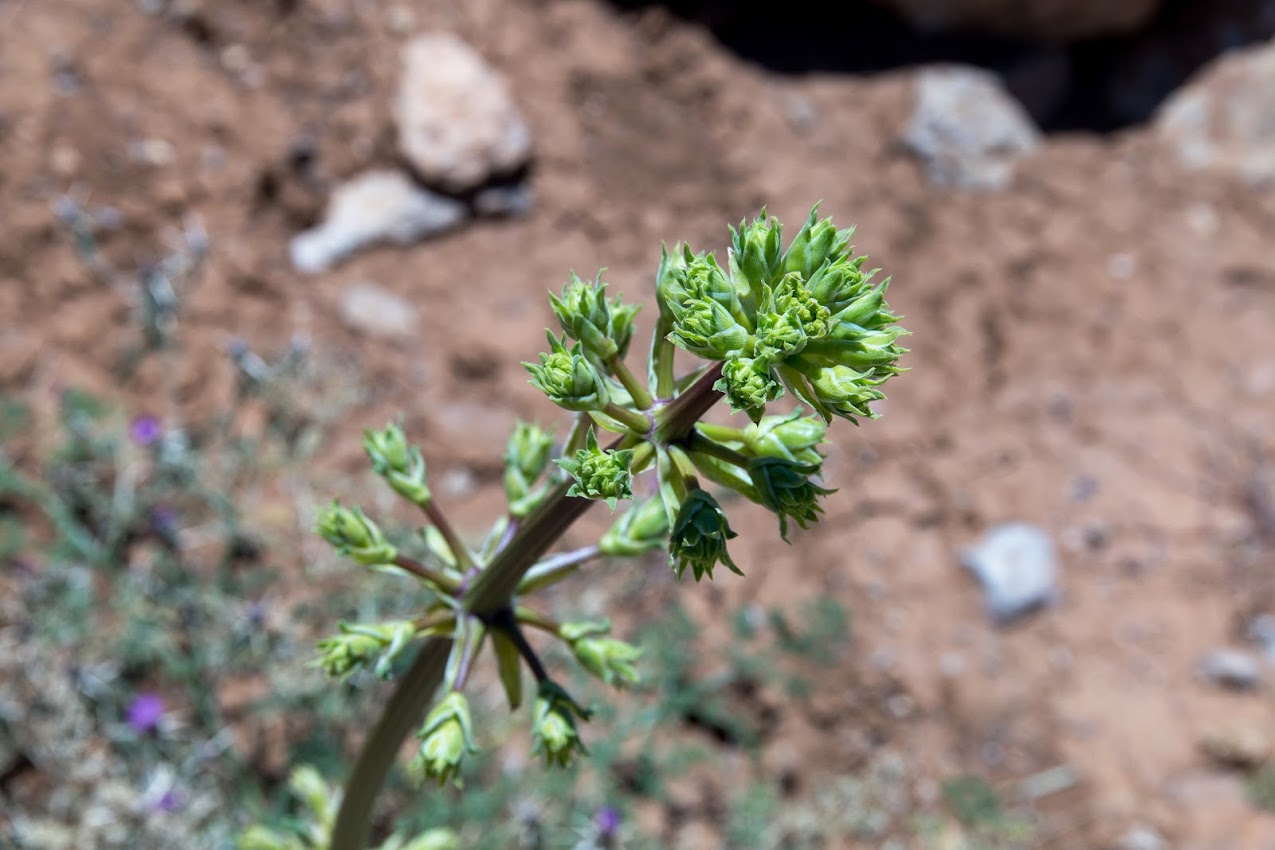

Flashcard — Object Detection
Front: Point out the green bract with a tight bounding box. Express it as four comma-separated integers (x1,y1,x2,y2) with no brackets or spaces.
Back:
525,331,610,412
668,489,742,582
412,692,477,787
316,501,397,567
554,428,634,510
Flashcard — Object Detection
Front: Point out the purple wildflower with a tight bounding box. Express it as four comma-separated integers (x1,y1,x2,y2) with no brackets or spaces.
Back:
155,788,182,813
595,806,621,839
126,692,165,733
129,415,163,447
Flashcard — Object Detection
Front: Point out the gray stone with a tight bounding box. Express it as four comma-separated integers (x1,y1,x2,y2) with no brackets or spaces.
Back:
1112,825,1167,850
396,33,532,192
869,0,1160,42
338,282,418,339
1155,38,1275,187
1198,648,1262,691
901,66,1040,190
473,182,535,218
960,522,1057,624
290,170,466,273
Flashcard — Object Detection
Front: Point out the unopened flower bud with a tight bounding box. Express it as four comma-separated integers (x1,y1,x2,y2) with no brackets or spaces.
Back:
714,356,784,421
667,297,751,360
554,428,634,510
599,496,669,557
747,456,834,541
743,408,827,465
562,621,642,689
363,423,430,505
782,204,853,280
315,620,415,680
316,502,397,566
525,331,610,412
729,210,784,302
808,364,888,421
550,271,638,362
668,489,742,581
412,692,477,787
531,681,590,768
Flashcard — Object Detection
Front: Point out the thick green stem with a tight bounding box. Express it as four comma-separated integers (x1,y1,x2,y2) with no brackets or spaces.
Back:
329,638,452,850
516,545,601,596
601,402,653,437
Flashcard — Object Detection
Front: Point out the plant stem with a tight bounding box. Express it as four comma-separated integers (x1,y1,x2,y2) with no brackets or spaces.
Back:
329,638,452,850
392,554,463,594
652,362,725,444
684,430,752,467
419,498,475,571
601,402,653,437
650,314,676,399
516,544,601,595
515,605,562,636
608,356,654,410
332,367,726,850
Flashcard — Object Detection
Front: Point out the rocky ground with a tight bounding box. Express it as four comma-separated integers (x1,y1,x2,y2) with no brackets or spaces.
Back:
4,1,1275,848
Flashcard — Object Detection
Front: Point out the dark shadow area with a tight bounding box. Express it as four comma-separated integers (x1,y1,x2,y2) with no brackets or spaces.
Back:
606,0,1275,131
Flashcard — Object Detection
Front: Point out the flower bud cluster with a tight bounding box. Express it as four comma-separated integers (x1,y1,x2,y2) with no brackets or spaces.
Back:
531,681,591,768
549,271,641,364
554,428,634,510
525,331,610,413
364,423,431,505
561,620,641,689
658,205,907,423
503,421,555,517
316,501,397,566
411,691,478,787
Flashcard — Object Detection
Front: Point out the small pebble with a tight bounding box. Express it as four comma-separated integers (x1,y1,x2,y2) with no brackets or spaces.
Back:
1199,725,1271,769
1198,648,1262,691
960,522,1057,624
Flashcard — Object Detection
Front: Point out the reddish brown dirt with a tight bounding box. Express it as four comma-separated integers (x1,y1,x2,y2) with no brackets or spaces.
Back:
4,1,1275,847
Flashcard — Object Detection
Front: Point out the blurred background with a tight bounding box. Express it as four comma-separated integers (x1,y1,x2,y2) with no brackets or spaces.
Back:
3,0,1275,848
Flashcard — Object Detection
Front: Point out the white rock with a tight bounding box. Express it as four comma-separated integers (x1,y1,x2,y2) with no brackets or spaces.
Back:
1155,38,1275,187
1198,648,1262,691
1113,825,1167,850
902,66,1040,190
960,522,1057,624
290,170,466,273
869,0,1159,41
339,282,418,338
396,33,532,192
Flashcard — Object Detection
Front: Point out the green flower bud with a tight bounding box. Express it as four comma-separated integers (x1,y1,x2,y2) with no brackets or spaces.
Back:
315,620,416,680
667,296,751,360
743,408,827,466
806,256,873,313
599,496,669,557
288,765,333,824
364,423,431,505
504,421,555,482
808,363,888,421
655,242,694,314
765,273,833,343
411,692,477,787
754,308,808,360
823,325,908,373
549,271,639,361
531,681,591,769
562,621,642,689
831,281,898,329
525,331,610,412
236,826,304,850
669,489,743,581
316,501,398,566
659,249,746,326
747,457,834,541
399,828,462,850
504,421,555,510
782,204,853,280
714,356,784,421
554,428,634,510
729,210,784,307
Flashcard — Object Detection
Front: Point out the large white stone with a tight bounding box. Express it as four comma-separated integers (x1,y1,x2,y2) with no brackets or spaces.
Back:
290,170,466,273
902,66,1040,190
396,33,532,192
1155,38,1275,187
